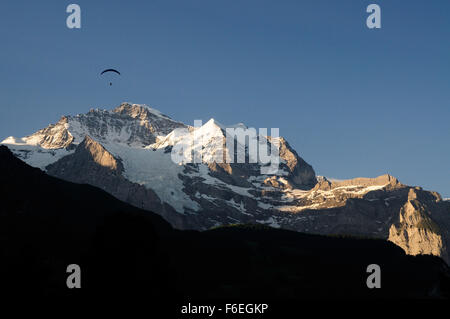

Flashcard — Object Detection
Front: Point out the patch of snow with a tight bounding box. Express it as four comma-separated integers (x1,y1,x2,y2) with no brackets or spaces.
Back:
256,216,281,228
277,203,323,213
2,136,31,145
103,142,199,213
350,184,387,194
190,164,255,198
0,143,74,170
227,198,252,215
257,202,273,210
66,117,89,144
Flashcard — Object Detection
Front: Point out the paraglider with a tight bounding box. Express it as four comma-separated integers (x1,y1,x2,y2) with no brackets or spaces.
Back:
100,68,120,86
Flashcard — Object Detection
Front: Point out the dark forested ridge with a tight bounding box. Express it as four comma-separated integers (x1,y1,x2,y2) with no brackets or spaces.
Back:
0,145,449,304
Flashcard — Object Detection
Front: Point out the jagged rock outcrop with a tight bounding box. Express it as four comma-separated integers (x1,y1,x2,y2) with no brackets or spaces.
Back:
3,116,75,149
388,189,448,262
313,174,401,191
277,137,317,189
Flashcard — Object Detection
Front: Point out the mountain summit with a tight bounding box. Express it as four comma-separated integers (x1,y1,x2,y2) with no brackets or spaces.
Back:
2,102,450,263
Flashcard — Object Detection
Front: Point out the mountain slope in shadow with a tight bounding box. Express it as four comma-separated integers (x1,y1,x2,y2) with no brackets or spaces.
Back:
0,145,449,302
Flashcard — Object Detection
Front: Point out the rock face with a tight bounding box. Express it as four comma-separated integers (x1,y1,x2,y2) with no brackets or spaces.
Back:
277,137,317,189
257,174,450,264
388,189,448,261
2,102,450,263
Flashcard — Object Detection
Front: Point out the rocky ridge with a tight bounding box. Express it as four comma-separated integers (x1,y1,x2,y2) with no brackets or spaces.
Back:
2,102,449,263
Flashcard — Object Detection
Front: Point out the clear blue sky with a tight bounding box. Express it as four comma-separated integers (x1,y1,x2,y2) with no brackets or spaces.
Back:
0,0,449,197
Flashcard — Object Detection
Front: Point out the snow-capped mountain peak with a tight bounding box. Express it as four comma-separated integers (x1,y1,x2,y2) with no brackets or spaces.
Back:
2,102,449,263
2,102,186,150
1,102,317,214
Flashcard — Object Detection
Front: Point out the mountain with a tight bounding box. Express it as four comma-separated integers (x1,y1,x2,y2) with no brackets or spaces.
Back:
2,102,450,263
0,145,449,301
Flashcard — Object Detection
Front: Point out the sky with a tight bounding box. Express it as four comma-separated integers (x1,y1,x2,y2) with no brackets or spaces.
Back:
0,0,449,197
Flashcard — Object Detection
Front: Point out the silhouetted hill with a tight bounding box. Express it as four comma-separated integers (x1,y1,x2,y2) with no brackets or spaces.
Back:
0,145,449,305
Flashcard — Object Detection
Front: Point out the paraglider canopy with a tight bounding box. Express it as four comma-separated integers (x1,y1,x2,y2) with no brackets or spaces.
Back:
100,69,121,76
100,69,120,86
